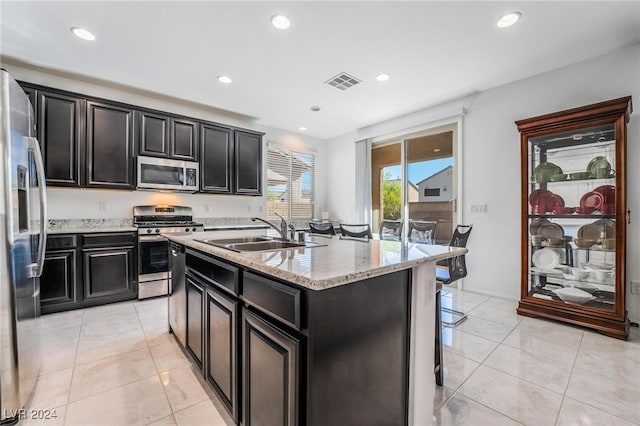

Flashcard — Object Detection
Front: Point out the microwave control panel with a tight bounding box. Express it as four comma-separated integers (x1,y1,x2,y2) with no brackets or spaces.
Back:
186,168,197,187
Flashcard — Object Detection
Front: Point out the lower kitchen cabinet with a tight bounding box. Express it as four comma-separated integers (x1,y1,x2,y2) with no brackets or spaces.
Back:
175,248,408,426
186,275,204,367
206,286,239,422
242,308,299,426
40,232,137,314
41,234,80,314
83,246,135,300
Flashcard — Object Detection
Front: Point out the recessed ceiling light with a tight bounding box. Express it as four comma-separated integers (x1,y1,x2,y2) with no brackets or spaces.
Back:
433,148,441,153
299,127,307,131
376,73,390,82
217,75,232,84
70,27,95,41
271,14,291,30
310,106,321,112
497,12,521,28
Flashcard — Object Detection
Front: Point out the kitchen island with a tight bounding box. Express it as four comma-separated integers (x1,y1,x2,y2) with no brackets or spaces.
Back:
164,231,466,426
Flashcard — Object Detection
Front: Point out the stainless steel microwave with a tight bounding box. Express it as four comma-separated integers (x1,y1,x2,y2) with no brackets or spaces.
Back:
137,156,199,192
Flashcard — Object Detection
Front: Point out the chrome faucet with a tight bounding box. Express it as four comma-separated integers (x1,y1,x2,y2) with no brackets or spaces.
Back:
251,213,289,240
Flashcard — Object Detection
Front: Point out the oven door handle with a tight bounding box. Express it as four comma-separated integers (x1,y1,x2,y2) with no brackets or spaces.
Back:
138,235,168,242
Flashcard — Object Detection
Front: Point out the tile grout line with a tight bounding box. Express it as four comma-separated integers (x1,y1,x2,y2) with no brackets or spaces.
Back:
553,331,585,425
62,308,85,426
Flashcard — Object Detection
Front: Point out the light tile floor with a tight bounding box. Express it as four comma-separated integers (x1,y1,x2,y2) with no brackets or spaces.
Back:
26,289,639,425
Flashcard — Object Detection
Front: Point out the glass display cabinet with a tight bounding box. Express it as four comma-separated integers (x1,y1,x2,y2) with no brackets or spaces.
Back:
516,97,632,340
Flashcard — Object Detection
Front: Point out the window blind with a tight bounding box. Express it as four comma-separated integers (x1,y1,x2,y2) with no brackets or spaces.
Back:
267,145,315,220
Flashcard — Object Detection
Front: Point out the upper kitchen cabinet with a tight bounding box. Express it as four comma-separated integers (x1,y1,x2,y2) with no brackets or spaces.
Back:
234,130,262,195
516,96,632,340
170,117,198,161
37,90,84,187
138,110,199,161
86,100,136,189
200,123,233,194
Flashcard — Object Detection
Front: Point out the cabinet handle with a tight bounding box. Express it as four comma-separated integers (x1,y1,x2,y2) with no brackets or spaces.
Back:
171,249,178,257
627,210,631,224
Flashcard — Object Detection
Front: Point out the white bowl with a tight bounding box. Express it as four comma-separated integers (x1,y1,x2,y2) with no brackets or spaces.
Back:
569,268,590,280
552,287,595,304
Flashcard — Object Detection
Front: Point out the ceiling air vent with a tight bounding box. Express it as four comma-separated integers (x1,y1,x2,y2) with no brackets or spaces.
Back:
324,72,362,91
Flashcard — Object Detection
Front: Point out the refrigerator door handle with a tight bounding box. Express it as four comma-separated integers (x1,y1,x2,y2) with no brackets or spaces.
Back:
27,136,47,278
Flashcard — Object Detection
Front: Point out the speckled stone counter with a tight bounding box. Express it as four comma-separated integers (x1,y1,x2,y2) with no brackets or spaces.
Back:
164,231,466,291
47,219,136,234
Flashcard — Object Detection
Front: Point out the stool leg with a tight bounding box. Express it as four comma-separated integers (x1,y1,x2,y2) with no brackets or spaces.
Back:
434,289,444,386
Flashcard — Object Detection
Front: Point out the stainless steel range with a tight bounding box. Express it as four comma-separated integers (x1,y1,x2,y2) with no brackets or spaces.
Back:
133,205,203,299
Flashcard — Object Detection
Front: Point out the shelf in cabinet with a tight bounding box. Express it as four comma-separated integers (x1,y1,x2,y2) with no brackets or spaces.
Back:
531,176,616,184
528,214,615,219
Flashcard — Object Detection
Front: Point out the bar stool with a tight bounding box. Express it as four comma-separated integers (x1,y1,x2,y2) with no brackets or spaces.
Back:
380,220,403,240
339,224,373,239
308,222,336,235
436,225,473,326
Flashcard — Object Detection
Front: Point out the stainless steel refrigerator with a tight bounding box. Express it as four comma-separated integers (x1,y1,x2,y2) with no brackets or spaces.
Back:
0,69,47,424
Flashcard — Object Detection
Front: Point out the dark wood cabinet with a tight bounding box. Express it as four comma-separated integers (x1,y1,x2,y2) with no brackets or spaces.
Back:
40,232,136,313
200,124,233,193
41,235,79,314
234,131,262,195
36,91,84,186
83,246,135,300
171,118,198,161
138,111,170,158
86,101,135,189
242,308,299,426
138,111,198,161
206,286,239,423
82,233,137,306
186,275,204,366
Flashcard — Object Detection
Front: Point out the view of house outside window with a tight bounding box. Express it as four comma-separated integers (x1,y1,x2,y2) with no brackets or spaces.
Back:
266,145,315,220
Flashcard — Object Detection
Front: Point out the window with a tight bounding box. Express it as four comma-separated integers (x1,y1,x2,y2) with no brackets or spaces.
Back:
267,145,315,220
424,188,440,197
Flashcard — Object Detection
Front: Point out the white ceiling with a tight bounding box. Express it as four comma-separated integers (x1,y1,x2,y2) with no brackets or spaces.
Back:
2,1,639,139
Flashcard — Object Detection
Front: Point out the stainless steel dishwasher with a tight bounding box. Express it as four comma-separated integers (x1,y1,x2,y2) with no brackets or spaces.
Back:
168,241,186,346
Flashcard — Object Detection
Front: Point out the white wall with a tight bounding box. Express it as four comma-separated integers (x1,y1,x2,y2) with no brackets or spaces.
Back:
327,44,640,322
4,61,326,220
417,168,453,202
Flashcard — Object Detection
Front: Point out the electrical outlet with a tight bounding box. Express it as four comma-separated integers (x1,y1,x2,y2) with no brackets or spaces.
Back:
470,204,488,213
631,280,640,295
98,201,107,212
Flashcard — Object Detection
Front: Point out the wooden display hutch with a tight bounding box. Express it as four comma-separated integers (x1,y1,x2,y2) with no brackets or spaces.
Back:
516,96,632,340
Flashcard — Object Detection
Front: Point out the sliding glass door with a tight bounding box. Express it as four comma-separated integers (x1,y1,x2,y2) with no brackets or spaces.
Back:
371,125,458,241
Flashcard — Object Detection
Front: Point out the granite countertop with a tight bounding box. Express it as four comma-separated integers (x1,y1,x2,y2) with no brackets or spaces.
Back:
47,219,136,234
164,231,466,291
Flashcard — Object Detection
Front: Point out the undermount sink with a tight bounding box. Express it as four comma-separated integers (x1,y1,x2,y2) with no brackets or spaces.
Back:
195,237,323,252
197,236,272,245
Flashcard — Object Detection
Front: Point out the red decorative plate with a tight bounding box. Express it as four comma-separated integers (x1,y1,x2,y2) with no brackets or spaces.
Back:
593,185,615,207
580,191,604,209
528,189,552,208
549,194,565,209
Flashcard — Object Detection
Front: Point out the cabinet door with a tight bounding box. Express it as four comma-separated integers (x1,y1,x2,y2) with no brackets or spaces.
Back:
40,249,78,313
139,111,170,158
37,91,84,187
171,118,198,161
83,246,136,301
206,287,238,422
186,275,204,367
200,124,233,193
234,131,262,195
86,101,135,189
242,308,299,426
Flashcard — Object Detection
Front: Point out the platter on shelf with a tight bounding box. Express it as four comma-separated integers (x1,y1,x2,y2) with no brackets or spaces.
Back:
577,219,615,240
532,247,564,270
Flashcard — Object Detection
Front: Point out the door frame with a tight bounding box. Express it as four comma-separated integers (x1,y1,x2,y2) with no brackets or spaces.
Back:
370,116,463,239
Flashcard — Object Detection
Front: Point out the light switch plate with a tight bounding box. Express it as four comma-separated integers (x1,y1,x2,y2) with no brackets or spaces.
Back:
631,280,640,295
